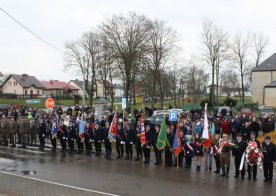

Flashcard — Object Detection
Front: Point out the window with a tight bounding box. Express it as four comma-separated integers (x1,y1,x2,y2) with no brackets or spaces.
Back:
14,82,17,86
14,90,16,94
37,90,40,95
25,90,27,95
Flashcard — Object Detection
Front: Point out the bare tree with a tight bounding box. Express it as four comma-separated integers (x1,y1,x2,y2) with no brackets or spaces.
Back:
253,33,269,68
101,12,151,111
200,19,229,106
220,68,240,96
143,19,179,108
231,32,252,103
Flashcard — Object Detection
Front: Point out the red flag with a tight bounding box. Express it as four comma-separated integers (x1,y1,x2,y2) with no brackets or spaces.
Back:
140,113,146,145
173,125,182,156
202,132,212,149
109,113,117,135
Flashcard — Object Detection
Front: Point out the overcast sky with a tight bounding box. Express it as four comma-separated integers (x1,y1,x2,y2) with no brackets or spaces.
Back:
0,0,275,82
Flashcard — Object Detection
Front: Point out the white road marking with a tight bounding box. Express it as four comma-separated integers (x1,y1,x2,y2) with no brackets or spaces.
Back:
0,171,120,196
0,158,14,163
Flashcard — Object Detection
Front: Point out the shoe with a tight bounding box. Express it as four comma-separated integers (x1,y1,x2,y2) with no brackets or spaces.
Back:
268,180,272,183
135,158,140,161
241,176,245,179
154,162,158,165
220,167,226,177
234,175,239,178
264,179,268,182
225,168,230,178
253,178,257,181
247,176,251,180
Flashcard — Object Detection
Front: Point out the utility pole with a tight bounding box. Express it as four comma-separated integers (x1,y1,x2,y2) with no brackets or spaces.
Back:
82,57,86,106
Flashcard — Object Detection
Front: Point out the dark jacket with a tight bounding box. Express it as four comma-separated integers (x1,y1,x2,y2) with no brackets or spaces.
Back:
262,142,276,163
232,139,247,158
38,122,47,135
94,127,102,142
68,125,76,140
124,128,135,143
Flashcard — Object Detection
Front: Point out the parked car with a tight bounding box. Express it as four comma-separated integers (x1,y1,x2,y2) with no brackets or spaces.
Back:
240,108,253,118
38,94,51,99
153,110,168,115
145,113,164,130
168,108,184,114
260,108,275,118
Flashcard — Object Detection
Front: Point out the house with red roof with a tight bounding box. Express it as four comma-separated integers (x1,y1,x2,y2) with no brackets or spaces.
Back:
41,80,79,98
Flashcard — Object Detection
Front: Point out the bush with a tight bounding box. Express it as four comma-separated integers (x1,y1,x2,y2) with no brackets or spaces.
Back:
235,101,259,111
200,99,213,107
223,97,237,107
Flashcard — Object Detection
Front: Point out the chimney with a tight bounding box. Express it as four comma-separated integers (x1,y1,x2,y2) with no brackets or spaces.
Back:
21,74,28,79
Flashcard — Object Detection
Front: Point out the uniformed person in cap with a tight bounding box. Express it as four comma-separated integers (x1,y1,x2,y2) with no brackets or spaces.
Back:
116,122,125,159
233,133,247,178
153,124,162,165
247,131,261,180
124,123,135,160
103,121,112,159
219,134,232,178
262,136,276,183
38,117,47,151
58,119,68,153
143,125,152,164
68,119,76,154
94,120,102,157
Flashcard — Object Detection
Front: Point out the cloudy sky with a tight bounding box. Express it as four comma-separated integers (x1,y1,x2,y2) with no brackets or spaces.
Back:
0,0,275,82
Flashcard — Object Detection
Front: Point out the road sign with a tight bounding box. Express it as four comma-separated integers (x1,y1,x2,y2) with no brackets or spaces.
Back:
45,98,55,109
135,96,142,104
169,111,178,122
25,99,41,104
122,98,127,110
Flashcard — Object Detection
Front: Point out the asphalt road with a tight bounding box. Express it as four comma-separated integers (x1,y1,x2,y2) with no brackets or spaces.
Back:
0,145,275,196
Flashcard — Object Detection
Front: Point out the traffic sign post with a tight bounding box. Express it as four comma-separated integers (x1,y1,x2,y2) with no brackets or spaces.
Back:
122,98,127,110
45,98,55,109
169,111,178,122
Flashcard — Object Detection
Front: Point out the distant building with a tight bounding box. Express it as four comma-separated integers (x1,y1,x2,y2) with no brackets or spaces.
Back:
252,53,276,107
68,79,86,97
1,74,44,98
41,80,79,98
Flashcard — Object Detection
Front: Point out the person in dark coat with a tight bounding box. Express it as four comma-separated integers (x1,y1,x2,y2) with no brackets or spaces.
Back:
263,117,275,133
240,122,251,141
124,123,135,160
153,124,162,165
38,118,47,151
143,125,152,164
134,121,142,161
192,134,203,172
103,121,112,159
250,117,261,138
68,120,76,154
233,133,247,178
93,121,102,157
247,132,261,180
165,126,174,167
58,119,68,153
262,136,276,183
76,119,84,154
84,121,93,156
116,123,125,159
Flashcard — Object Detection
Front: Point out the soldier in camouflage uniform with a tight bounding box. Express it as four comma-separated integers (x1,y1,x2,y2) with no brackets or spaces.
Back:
1,116,9,146
9,117,18,147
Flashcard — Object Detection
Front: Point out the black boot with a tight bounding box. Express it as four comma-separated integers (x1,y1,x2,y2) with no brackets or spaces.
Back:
226,168,229,178
220,167,226,177
214,167,220,174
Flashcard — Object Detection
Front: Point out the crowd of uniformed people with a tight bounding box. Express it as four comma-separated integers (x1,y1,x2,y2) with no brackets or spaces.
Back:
0,104,275,183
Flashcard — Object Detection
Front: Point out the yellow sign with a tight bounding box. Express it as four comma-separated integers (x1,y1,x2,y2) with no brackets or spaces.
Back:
135,96,142,104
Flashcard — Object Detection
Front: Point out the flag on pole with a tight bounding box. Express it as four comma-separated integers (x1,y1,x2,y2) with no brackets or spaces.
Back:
108,113,117,142
79,115,85,141
156,113,167,150
51,116,57,139
201,103,211,148
172,125,182,156
140,113,146,145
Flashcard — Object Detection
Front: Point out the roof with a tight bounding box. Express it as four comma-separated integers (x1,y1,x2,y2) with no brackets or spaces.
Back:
265,80,276,88
252,53,276,72
0,71,4,77
41,80,79,90
96,79,114,87
3,74,44,88
95,98,110,104
69,79,83,89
